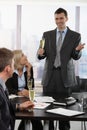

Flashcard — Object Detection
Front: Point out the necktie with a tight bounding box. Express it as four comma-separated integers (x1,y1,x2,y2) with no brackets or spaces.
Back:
54,31,63,68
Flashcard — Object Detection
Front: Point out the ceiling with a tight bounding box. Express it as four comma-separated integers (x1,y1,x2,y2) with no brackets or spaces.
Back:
0,0,87,5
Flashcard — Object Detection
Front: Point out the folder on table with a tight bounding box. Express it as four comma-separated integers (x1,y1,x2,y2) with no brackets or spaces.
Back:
46,108,85,117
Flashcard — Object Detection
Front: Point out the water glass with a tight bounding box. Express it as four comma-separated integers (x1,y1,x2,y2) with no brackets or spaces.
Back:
78,93,87,111
78,97,84,111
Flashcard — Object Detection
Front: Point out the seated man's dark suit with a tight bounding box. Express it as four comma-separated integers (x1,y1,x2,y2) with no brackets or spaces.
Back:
0,84,15,130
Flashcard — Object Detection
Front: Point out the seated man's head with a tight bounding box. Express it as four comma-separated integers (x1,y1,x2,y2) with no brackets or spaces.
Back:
0,48,14,81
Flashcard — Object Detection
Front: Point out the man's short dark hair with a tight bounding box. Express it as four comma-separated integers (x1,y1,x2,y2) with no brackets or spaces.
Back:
0,48,14,72
54,8,68,17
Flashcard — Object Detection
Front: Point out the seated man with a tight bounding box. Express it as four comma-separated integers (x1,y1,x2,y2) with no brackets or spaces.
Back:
0,48,34,130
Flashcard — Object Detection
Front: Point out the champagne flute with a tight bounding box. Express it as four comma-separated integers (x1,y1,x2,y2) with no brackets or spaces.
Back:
29,88,35,112
40,38,45,49
27,79,32,90
29,88,35,102
27,79,35,112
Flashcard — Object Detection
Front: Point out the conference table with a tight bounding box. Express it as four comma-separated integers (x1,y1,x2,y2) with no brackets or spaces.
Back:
13,92,87,130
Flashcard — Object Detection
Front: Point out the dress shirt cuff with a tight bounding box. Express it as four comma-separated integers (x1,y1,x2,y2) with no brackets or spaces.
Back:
16,103,20,111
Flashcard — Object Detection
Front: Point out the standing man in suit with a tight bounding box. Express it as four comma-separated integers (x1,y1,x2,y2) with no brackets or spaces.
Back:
37,8,85,130
0,48,34,130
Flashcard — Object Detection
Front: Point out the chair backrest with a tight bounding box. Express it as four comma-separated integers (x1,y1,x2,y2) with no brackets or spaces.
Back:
79,78,87,92
71,76,80,92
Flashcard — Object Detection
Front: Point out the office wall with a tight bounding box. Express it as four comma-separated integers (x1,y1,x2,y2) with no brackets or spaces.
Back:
0,3,87,83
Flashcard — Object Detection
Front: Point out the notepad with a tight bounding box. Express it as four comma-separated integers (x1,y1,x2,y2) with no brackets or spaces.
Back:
34,102,50,109
34,96,55,103
46,108,85,117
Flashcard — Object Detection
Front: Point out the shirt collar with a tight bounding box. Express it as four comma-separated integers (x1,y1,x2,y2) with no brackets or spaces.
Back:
57,27,67,34
0,78,6,91
14,66,26,75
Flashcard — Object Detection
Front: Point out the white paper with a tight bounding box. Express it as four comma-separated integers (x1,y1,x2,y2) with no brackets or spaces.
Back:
9,94,23,99
34,102,50,109
34,96,55,103
46,108,84,117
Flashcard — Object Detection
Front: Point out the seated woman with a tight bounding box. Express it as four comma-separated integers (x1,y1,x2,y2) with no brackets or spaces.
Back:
6,50,34,97
6,50,43,130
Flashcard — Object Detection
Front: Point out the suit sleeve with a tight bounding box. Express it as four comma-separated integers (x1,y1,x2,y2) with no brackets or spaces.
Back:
37,33,47,60
0,99,9,130
0,121,8,130
71,33,82,60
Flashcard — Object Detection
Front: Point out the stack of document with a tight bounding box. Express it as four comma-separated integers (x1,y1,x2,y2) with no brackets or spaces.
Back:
34,96,55,103
34,102,50,109
34,96,54,109
46,108,85,117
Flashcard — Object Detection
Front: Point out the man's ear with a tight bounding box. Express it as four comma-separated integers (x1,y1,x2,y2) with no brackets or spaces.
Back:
4,65,10,73
66,17,68,22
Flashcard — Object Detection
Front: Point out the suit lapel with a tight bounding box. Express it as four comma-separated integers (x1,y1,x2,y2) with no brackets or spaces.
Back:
50,29,56,52
61,28,72,50
0,85,10,106
50,28,72,52
47,28,73,54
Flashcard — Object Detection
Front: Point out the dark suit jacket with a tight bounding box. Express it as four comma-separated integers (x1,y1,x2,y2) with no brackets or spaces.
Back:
6,67,34,95
38,27,81,88
0,84,15,130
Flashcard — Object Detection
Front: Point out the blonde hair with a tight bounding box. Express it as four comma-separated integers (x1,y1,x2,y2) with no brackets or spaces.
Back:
13,50,23,70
